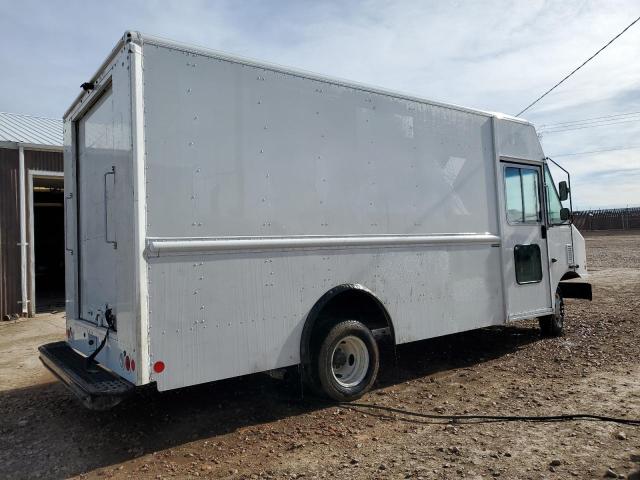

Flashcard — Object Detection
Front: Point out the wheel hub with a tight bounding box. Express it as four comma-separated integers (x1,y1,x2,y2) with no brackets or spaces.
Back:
330,335,369,388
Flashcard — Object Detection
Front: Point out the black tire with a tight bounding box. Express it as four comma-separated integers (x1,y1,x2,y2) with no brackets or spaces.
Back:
314,320,379,402
539,289,565,337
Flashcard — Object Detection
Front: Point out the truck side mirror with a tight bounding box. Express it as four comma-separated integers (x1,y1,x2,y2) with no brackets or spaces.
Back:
558,181,569,201
560,207,571,221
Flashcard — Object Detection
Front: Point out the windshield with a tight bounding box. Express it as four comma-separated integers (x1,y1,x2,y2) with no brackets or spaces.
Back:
544,164,569,225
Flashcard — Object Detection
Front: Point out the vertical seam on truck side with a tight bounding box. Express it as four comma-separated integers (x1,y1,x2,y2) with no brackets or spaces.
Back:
490,117,508,323
130,41,150,385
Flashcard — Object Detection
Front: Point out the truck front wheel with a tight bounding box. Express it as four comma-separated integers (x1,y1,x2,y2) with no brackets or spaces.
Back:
539,289,565,337
315,320,379,402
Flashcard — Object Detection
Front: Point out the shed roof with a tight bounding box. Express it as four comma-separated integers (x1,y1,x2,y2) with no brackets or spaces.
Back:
0,112,63,149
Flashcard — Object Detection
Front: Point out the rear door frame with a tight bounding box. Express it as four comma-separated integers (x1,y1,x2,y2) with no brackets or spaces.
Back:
63,38,150,386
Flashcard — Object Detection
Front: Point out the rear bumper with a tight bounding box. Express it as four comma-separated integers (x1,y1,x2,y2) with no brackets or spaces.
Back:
39,341,134,410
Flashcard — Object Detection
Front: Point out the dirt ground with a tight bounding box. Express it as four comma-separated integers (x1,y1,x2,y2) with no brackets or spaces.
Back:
0,232,638,480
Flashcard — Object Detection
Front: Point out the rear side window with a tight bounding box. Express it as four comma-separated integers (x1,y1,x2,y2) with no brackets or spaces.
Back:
505,167,541,224
514,244,542,284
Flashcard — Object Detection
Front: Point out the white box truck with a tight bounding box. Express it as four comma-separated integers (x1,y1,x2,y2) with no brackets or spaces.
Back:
40,32,591,409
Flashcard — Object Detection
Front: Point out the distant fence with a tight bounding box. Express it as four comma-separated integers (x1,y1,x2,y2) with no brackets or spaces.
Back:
572,207,640,231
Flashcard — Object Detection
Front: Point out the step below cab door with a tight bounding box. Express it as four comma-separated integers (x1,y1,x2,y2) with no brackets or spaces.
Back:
499,161,553,320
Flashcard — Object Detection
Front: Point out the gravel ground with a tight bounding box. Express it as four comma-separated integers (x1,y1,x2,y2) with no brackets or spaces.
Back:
0,231,638,480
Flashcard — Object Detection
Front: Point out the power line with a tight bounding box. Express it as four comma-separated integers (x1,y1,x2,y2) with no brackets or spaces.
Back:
540,115,640,131
516,15,640,117
551,145,640,157
538,110,640,128
539,117,640,134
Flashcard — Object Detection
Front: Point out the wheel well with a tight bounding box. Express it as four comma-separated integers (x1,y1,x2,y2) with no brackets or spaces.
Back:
557,271,592,301
300,284,394,369
560,271,580,281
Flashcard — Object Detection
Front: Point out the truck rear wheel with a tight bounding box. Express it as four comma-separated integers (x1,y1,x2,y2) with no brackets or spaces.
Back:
315,320,379,402
539,289,565,337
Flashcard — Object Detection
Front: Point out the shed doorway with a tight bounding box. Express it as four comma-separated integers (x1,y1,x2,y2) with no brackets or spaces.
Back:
29,172,65,313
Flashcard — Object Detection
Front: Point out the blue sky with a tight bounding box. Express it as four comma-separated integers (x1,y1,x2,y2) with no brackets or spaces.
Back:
1,0,638,208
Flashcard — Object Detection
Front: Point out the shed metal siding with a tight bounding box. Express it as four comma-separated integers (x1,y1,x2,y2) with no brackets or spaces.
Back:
0,147,20,319
25,149,64,172
0,148,63,319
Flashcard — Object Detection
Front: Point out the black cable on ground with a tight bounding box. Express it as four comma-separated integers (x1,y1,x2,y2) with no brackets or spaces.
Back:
344,402,640,426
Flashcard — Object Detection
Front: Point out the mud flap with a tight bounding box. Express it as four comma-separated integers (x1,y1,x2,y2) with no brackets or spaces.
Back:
558,281,592,301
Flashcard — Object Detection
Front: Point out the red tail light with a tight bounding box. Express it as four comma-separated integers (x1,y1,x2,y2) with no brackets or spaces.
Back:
153,361,165,373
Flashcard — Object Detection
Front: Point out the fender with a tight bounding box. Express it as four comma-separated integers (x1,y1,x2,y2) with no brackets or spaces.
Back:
299,284,395,369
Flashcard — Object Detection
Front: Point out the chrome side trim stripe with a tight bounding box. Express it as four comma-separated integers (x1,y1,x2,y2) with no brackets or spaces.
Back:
147,234,501,256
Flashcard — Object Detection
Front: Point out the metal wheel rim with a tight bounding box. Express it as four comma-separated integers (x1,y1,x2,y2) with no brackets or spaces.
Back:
331,335,369,388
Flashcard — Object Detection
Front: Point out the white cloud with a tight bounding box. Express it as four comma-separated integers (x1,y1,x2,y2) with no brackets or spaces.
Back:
1,0,638,207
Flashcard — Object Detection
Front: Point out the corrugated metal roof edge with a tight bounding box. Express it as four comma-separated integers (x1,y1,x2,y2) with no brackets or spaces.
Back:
0,111,61,122
0,141,63,152
0,115,56,145
0,112,63,148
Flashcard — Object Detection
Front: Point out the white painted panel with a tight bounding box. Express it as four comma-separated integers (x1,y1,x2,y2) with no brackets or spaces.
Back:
139,41,507,391
63,119,78,321
148,244,503,390
547,225,573,289
71,48,139,383
495,119,544,162
142,44,498,239
570,226,588,278
78,88,119,317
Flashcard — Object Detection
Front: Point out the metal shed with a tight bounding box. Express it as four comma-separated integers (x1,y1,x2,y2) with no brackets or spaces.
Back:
0,112,64,319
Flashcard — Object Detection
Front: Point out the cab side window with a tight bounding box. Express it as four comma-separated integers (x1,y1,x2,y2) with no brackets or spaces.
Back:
505,166,541,224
